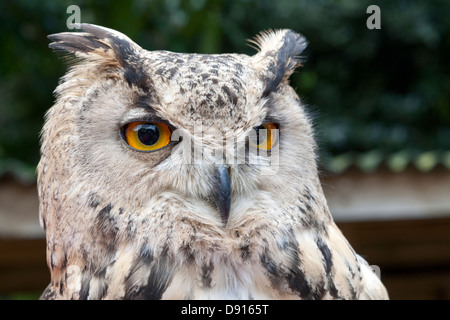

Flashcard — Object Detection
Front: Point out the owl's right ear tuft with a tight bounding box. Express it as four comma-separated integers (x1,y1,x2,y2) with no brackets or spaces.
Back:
48,23,141,70
48,24,153,90
250,29,308,97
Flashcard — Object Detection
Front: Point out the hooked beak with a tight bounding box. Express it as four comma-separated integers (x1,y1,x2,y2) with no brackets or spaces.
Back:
213,164,231,225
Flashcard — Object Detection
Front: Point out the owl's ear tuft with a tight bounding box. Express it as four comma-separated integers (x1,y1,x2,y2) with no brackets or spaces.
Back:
250,29,308,97
49,24,149,89
48,24,141,66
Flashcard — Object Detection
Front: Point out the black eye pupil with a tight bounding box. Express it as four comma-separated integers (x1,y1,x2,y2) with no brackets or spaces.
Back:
137,124,160,146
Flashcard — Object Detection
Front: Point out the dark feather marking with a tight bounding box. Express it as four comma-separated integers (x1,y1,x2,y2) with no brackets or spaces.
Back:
201,262,214,288
97,204,111,220
123,65,152,91
274,231,328,300
50,250,67,271
134,96,160,114
82,246,115,299
209,68,219,76
297,199,328,234
142,247,173,299
179,239,196,264
107,34,151,91
216,95,226,108
240,243,251,260
48,24,152,91
313,281,327,300
48,25,116,57
260,253,280,280
304,202,312,212
139,244,154,264
316,239,332,274
47,33,110,53
89,192,100,208
124,245,174,300
61,252,68,270
304,186,316,203
165,67,178,79
85,204,117,298
286,267,313,300
124,245,154,299
304,191,311,201
346,259,356,279
261,249,313,299
297,205,306,215
77,24,135,68
262,31,308,97
221,85,239,106
94,204,118,248
234,62,244,74
79,275,90,300
347,278,357,299
59,278,65,295
230,77,243,92
316,238,340,299
155,67,165,76
93,266,107,281
95,277,109,300
281,235,315,300
40,285,57,300
345,260,357,299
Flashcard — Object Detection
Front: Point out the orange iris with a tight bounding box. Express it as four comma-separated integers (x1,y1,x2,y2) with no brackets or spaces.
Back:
124,121,172,151
252,123,279,151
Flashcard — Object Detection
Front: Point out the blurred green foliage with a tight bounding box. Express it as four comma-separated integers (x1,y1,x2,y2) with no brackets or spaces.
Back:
0,291,41,300
0,0,449,179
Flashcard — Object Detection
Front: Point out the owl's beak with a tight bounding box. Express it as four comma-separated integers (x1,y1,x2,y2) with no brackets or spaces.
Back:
213,164,231,225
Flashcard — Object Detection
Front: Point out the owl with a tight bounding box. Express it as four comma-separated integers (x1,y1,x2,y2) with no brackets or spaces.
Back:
38,24,388,300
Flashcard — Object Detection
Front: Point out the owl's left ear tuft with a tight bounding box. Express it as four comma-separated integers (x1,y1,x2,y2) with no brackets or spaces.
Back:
48,24,141,66
250,29,308,97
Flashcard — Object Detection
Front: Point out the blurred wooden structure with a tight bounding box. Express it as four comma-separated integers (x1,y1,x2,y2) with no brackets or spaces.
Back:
0,175,47,297
1,167,450,299
339,217,450,299
0,238,48,297
323,166,450,299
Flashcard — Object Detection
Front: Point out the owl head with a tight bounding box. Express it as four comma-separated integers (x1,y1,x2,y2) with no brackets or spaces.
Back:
40,23,315,224
39,25,325,289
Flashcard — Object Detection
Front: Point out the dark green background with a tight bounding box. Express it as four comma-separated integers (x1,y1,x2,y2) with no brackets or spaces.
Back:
1,0,449,180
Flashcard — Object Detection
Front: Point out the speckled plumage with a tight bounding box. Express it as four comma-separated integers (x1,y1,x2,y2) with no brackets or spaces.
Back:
38,24,388,300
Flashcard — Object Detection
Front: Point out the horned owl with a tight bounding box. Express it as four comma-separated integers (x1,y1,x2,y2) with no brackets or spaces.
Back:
38,24,388,300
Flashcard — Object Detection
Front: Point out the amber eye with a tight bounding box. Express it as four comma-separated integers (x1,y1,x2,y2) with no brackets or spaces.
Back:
123,121,172,151
251,123,279,151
